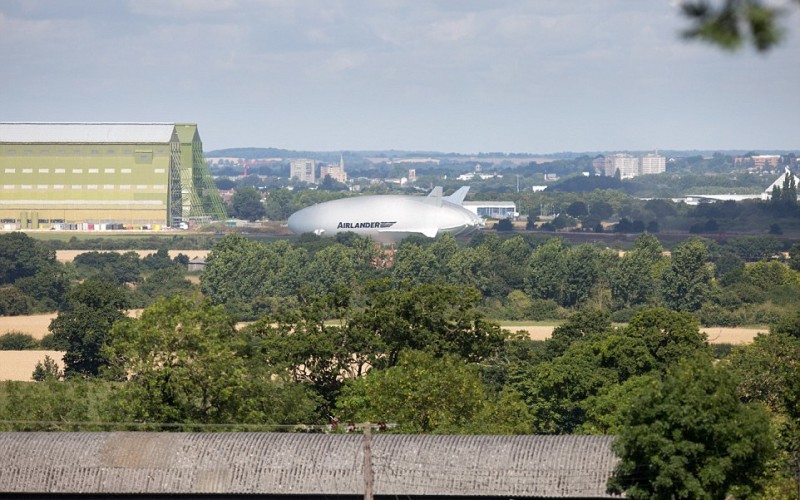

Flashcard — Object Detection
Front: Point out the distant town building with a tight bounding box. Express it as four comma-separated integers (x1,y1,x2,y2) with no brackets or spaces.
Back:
290,159,316,184
463,201,518,220
602,152,665,178
753,155,781,170
319,155,347,184
591,156,605,175
604,154,639,179
735,155,782,171
407,169,416,183
640,153,666,175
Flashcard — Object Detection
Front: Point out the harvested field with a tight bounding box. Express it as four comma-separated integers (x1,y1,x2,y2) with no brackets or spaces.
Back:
503,325,766,345
55,249,209,263
0,351,64,381
0,310,143,339
0,313,57,339
701,327,766,345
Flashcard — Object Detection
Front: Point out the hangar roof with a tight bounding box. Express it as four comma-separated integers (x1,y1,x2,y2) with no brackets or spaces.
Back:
0,122,179,144
0,432,618,498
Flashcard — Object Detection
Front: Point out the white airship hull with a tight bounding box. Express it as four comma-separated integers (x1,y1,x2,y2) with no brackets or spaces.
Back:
287,189,481,244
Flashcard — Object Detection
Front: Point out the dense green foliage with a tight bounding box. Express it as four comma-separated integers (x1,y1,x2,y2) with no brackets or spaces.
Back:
609,355,774,498
4,221,800,494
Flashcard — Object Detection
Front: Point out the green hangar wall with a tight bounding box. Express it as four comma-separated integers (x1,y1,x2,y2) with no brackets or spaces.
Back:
0,123,226,229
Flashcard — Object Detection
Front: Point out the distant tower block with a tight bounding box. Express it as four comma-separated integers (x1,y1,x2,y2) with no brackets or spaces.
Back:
290,159,317,184
319,155,347,183
408,169,416,182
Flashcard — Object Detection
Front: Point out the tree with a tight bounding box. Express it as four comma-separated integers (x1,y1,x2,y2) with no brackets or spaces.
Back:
335,350,491,433
622,307,710,371
231,186,266,221
788,243,800,272
0,286,34,315
105,296,322,426
0,232,56,285
350,281,505,368
590,200,614,219
31,355,63,381
609,355,774,499
201,235,308,307
525,238,568,304
49,280,130,377
660,239,713,312
728,326,800,496
105,295,241,422
215,177,235,190
610,233,663,309
494,218,513,231
566,201,588,218
680,0,791,52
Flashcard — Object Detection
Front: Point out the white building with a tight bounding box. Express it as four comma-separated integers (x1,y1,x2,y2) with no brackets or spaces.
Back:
761,167,800,200
290,159,316,184
463,201,518,219
604,154,639,179
640,153,666,175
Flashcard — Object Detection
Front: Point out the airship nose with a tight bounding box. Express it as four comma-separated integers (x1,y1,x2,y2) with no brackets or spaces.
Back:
287,208,307,234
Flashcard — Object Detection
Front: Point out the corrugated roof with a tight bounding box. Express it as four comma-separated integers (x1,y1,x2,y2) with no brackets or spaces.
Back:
0,433,618,498
0,122,179,144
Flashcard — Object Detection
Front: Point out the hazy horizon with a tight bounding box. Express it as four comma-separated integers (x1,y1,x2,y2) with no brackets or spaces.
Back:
2,1,798,154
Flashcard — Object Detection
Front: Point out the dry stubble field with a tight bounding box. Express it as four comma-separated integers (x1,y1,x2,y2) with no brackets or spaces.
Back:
0,314,767,381
55,249,209,262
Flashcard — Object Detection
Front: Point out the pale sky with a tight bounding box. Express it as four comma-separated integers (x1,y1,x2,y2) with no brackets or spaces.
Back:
1,0,798,153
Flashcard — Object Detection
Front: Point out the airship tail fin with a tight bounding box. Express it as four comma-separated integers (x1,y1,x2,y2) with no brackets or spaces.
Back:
445,186,470,205
424,186,444,206
427,186,443,198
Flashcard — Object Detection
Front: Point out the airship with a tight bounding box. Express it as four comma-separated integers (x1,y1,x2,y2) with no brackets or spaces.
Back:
287,186,482,244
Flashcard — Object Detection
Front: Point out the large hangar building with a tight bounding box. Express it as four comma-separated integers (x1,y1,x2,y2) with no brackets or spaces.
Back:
0,122,226,230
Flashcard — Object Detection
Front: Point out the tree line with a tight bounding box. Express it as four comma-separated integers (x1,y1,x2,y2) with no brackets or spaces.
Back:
3,230,800,495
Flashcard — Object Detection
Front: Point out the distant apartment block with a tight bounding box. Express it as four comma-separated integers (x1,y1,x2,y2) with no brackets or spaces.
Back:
603,152,665,178
319,156,347,184
604,154,640,179
290,159,316,184
640,153,666,175
754,155,781,170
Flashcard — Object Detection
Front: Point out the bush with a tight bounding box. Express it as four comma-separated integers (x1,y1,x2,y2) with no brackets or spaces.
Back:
39,333,68,351
31,355,63,381
696,304,741,327
712,343,734,359
0,332,39,350
527,299,564,321
610,305,649,323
